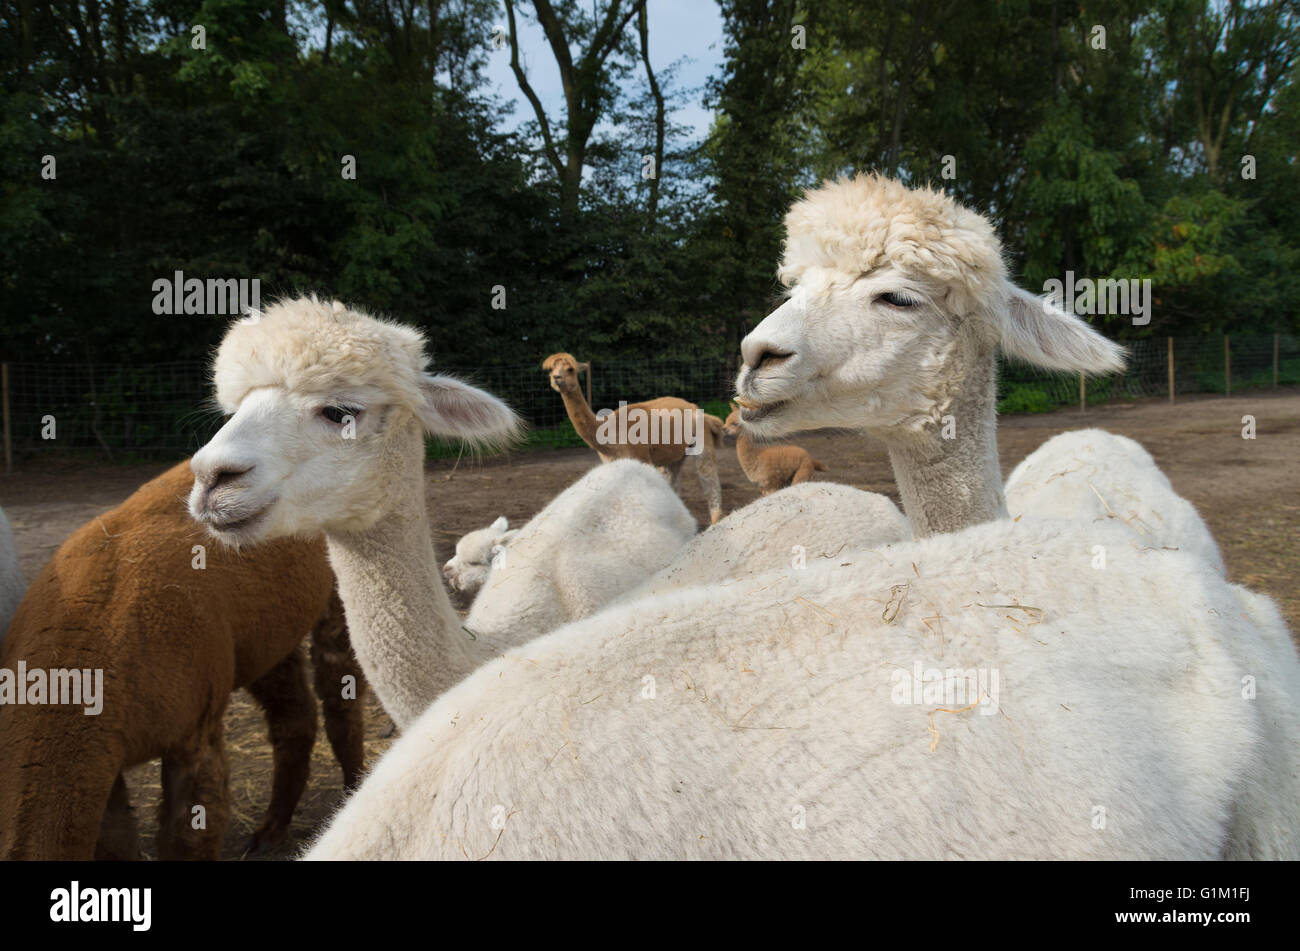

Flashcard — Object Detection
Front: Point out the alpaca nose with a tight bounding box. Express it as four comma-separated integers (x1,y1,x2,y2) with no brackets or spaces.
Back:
196,464,254,491
741,339,795,372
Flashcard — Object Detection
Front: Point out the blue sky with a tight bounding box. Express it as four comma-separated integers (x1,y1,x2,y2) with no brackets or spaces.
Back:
480,1,727,142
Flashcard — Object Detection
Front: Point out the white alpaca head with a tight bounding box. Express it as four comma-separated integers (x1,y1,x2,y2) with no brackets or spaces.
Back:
735,174,1125,438
189,296,520,544
442,516,517,595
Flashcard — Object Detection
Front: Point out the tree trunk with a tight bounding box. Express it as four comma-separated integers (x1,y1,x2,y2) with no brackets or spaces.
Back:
637,4,665,228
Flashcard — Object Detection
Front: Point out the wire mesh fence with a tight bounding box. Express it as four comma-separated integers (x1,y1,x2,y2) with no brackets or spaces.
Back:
3,361,221,460
997,333,1299,412
3,334,1296,462
459,357,740,434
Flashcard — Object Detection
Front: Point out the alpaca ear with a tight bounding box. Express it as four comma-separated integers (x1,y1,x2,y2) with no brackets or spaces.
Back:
997,284,1126,375
490,515,508,533
417,374,522,447
499,529,519,546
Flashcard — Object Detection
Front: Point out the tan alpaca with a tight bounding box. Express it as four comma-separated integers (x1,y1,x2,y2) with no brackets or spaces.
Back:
722,402,825,494
0,461,367,860
542,352,724,523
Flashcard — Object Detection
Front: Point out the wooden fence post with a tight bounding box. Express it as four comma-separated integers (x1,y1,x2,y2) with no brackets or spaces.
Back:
1167,337,1175,403
1225,335,1231,397
1079,372,1086,413
1276,333,1281,387
1,363,10,474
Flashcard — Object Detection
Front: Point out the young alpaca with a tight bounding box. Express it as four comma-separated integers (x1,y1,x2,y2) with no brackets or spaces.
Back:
0,461,367,860
0,505,24,642
442,516,518,599
542,352,725,524
722,402,824,494
463,460,696,647
191,281,1294,860
1004,429,1223,574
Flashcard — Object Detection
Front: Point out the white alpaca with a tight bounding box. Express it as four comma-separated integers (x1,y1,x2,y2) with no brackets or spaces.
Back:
0,505,24,643
307,518,1277,860
1217,584,1300,858
462,460,696,645
626,481,909,601
442,516,517,599
183,300,694,730
645,429,1215,604
1004,429,1223,573
190,179,1296,859
637,427,1218,606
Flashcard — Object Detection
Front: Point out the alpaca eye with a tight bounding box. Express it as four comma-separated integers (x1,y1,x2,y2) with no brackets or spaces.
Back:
879,292,917,308
321,406,359,424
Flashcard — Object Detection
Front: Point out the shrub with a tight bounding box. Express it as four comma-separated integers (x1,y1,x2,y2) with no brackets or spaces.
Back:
997,383,1057,415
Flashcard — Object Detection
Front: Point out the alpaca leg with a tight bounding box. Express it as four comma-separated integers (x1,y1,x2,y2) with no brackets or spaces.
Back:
95,773,142,860
310,590,367,789
695,447,724,524
157,719,230,860
0,718,124,860
664,459,685,491
245,645,317,852
790,457,819,486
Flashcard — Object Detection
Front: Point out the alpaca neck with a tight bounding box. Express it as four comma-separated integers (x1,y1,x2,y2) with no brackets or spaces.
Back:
325,431,479,729
884,342,1006,538
734,434,763,480
557,386,601,449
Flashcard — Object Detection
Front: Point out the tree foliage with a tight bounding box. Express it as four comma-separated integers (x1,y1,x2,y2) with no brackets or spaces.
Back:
1,0,1297,369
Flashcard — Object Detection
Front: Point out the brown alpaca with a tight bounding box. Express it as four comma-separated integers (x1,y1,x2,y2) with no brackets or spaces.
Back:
0,460,367,860
542,352,725,523
723,403,825,494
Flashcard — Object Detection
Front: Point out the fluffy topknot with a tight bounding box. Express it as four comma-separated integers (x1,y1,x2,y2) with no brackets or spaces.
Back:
778,174,1008,313
541,352,581,372
212,295,431,415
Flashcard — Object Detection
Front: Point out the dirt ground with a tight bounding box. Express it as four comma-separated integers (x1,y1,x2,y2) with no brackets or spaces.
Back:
1,389,1296,859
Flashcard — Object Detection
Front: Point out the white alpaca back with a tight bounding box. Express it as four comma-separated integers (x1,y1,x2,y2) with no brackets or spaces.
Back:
465,460,696,647
627,482,909,601
0,506,24,645
308,515,1296,859
1218,584,1300,857
1004,429,1223,573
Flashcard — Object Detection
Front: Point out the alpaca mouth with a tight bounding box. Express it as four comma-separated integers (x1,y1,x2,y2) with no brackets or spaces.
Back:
734,397,787,423
205,504,271,537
